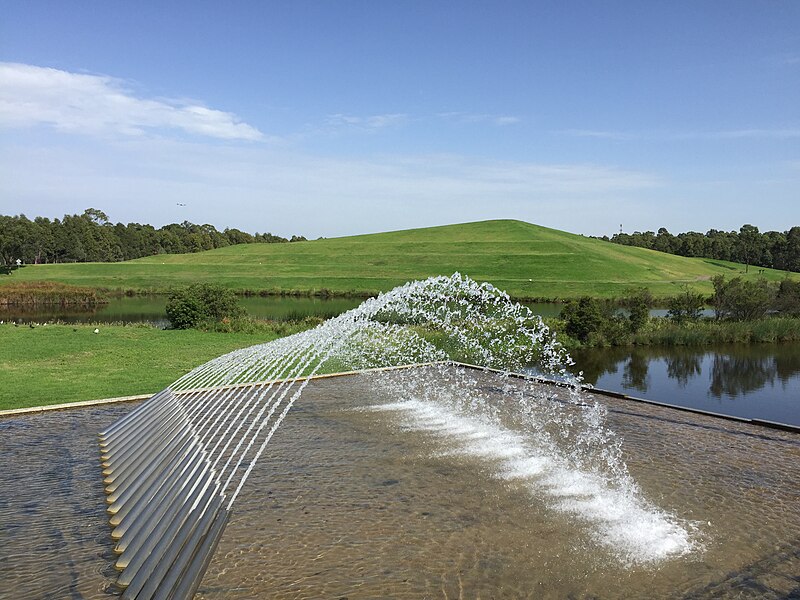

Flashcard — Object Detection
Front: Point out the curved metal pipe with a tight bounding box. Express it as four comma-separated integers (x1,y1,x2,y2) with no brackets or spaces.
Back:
116,468,216,579
121,488,223,599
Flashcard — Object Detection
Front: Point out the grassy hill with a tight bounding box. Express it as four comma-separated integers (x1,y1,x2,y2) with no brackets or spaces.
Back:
2,220,793,299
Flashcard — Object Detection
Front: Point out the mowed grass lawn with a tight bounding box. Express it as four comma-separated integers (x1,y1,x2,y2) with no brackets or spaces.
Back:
0,323,279,410
5,220,793,299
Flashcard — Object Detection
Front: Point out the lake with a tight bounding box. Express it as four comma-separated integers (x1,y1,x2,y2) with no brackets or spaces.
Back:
0,295,366,327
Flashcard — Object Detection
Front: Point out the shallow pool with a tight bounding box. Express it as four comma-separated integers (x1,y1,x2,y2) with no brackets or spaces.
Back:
1,369,798,599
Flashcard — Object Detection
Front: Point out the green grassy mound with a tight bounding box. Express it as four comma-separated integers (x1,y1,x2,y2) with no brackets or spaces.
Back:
2,220,792,299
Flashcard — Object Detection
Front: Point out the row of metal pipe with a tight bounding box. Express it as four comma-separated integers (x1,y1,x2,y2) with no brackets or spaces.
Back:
99,387,231,599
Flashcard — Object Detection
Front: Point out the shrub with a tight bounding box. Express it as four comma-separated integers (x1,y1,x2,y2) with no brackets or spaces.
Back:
624,288,653,333
561,297,609,343
667,286,706,323
166,283,245,329
712,275,775,321
775,278,800,317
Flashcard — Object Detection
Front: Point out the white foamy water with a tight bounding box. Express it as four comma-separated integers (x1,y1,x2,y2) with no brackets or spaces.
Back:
366,396,699,565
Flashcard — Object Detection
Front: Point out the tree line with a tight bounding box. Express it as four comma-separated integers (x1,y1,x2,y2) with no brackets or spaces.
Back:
602,224,800,273
560,276,800,347
0,209,308,266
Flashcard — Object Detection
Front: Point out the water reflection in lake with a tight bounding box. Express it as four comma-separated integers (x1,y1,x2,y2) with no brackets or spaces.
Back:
573,344,800,426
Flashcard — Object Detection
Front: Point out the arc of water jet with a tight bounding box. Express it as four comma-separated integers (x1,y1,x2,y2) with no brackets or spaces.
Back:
218,345,328,494
97,274,690,598
207,343,310,470
198,343,312,454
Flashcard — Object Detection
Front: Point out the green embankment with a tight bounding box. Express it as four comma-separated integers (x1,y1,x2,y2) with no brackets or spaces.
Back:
3,220,792,299
0,324,281,410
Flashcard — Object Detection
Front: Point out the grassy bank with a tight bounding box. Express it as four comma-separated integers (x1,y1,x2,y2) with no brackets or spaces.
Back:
0,323,289,411
635,317,800,346
548,316,800,349
3,220,793,300
0,281,107,306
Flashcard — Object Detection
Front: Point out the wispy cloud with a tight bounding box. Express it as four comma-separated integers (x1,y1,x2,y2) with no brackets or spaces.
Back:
326,112,409,130
438,112,521,126
708,128,800,140
560,129,637,140
2,136,661,237
0,62,264,141
780,53,800,66
561,127,800,141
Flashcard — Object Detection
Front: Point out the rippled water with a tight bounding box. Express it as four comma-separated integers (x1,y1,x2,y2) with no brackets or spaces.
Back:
0,404,130,599
1,368,798,599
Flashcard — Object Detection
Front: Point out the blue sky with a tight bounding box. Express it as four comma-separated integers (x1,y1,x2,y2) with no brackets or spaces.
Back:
1,1,798,238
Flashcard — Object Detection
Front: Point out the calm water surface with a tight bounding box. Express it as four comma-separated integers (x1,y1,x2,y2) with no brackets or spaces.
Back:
573,344,800,427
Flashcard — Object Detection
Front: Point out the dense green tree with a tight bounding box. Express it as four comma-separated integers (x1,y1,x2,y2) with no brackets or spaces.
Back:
676,231,707,257
667,287,706,323
607,224,800,273
653,227,678,254
706,229,735,262
712,276,776,321
32,217,55,264
224,228,255,245
786,227,800,272
165,283,245,329
561,297,608,343
0,209,302,265
775,278,800,317
625,288,652,333
735,224,763,272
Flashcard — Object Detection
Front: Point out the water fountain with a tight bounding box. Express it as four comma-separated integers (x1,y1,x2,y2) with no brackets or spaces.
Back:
98,274,698,599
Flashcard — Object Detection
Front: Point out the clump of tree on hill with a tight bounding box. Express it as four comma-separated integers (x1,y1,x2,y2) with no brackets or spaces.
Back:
0,208,307,266
602,224,800,273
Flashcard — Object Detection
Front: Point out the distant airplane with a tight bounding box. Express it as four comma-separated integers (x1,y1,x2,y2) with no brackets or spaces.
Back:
177,203,186,206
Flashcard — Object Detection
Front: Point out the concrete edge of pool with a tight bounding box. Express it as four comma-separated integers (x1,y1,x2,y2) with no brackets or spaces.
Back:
2,360,798,436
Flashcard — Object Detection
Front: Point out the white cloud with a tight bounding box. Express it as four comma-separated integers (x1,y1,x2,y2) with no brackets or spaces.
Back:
0,62,264,141
561,127,800,141
709,129,800,140
560,129,637,140
438,112,521,126
326,112,408,130
493,116,521,126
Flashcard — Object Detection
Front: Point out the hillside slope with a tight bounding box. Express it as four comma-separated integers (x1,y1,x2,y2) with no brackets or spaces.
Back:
3,220,791,299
